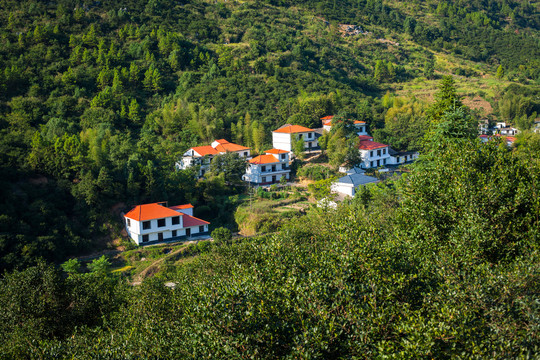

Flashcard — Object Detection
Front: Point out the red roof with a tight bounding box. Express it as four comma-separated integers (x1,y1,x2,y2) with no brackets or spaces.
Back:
358,135,373,141
169,204,194,211
320,115,334,120
183,214,210,227
125,203,184,221
214,139,229,144
249,154,280,164
358,140,388,150
265,149,289,154
191,145,219,156
323,120,365,126
273,124,313,134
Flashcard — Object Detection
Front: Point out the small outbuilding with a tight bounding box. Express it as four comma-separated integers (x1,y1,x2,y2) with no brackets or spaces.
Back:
331,173,379,197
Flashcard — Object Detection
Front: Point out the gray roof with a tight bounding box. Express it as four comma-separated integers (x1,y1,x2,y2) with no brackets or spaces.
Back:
336,173,379,186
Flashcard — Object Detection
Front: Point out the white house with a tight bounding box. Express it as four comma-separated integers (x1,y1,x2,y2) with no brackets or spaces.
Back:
124,202,210,245
243,149,290,185
321,115,369,136
272,124,318,153
176,139,251,177
358,140,391,169
480,134,517,147
387,149,419,165
331,173,379,197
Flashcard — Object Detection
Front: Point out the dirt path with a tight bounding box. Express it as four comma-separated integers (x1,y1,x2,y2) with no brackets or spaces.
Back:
131,241,197,285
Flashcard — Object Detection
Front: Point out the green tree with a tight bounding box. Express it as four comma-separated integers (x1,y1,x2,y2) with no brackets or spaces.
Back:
496,65,504,79
292,135,306,160
61,259,81,274
87,255,111,275
208,152,247,185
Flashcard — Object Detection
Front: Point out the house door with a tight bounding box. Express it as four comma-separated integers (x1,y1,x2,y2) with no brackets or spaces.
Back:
272,175,277,183
186,228,191,237
377,159,380,167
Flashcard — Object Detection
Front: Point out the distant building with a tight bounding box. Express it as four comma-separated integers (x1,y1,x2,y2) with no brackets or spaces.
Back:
480,134,516,147
124,202,210,245
320,115,369,136
272,124,318,153
387,149,419,165
176,139,251,177
243,149,290,185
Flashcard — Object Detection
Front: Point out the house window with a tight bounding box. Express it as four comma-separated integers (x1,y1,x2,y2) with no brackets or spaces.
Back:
244,152,248,157
262,176,266,183
199,226,204,233
281,154,286,160
359,127,363,132
397,156,400,163
308,133,312,138
298,134,303,139
172,216,180,225
157,218,166,227
370,161,374,167
126,218,131,227
158,233,163,241
142,234,149,242
377,150,381,156
172,230,177,237
262,165,266,172
308,142,312,148
383,148,386,155
383,159,386,165
143,221,151,230
271,165,276,172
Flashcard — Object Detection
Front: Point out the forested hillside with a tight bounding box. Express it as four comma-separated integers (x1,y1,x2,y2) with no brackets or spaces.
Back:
0,0,540,356
1,0,540,270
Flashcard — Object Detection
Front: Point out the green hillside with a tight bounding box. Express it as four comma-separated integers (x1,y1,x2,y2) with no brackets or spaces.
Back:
0,1,540,356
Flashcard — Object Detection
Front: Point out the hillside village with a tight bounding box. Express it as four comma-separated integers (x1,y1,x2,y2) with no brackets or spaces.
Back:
125,113,528,246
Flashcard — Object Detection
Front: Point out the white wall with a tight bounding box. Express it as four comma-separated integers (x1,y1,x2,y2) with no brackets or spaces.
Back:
331,182,354,197
125,215,185,245
359,147,390,169
272,132,293,151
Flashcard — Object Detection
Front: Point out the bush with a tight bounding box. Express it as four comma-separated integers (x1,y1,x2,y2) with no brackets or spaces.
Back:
211,227,233,245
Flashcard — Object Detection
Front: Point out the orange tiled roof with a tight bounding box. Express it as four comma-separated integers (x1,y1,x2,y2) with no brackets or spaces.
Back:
183,214,210,227
214,139,229,144
320,115,334,120
169,204,194,211
273,124,313,134
358,141,388,150
265,149,289,154
214,142,250,152
324,120,366,126
191,145,219,156
125,203,184,221
249,154,280,164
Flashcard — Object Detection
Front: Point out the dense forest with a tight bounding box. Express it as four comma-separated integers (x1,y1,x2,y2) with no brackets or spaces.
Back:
0,0,540,357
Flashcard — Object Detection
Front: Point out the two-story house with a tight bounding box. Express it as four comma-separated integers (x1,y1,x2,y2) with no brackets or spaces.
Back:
243,149,290,185
321,115,369,136
272,125,318,153
176,139,251,177
124,202,210,245
358,140,391,169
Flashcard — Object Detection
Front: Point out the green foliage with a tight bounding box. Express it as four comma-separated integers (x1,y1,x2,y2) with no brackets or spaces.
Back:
208,152,247,185
211,227,232,245
87,255,111,275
